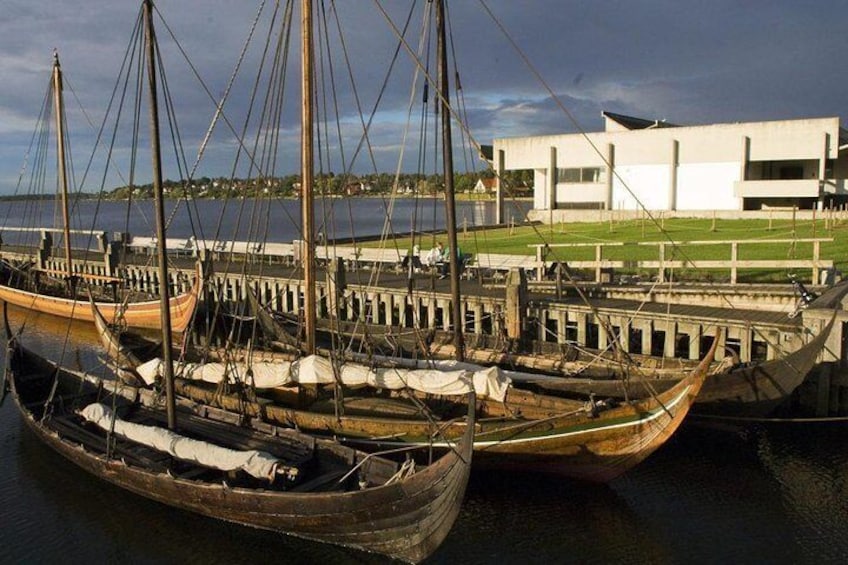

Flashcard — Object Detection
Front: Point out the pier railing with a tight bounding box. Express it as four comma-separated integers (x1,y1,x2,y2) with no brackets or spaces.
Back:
530,238,834,283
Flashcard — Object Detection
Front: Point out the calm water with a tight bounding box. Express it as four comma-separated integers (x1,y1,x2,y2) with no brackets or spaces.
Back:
2,312,848,564
0,197,531,248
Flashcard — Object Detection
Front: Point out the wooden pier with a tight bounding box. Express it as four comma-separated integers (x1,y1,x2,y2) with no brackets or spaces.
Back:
2,229,847,416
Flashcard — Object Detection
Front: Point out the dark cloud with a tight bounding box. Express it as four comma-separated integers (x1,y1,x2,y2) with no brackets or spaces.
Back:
1,0,846,194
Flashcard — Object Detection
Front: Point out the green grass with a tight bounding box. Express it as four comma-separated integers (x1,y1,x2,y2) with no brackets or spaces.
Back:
368,216,848,283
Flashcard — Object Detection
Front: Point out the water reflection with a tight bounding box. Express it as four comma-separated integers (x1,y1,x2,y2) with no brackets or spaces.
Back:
755,424,848,561
3,305,848,562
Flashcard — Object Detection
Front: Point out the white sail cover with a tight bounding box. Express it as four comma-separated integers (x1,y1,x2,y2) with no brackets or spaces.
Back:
135,353,510,402
80,403,282,481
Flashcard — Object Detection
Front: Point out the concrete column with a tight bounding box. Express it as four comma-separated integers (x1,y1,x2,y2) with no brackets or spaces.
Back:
496,149,505,224
597,317,609,351
619,317,631,353
820,132,830,180
576,312,588,347
669,139,679,211
548,146,557,211
740,324,752,363
399,295,408,327
679,323,701,360
739,136,750,210
326,258,345,315
641,321,652,356
474,303,484,335
284,283,294,314
558,311,567,344
763,329,779,361
664,321,676,358
440,298,452,331
427,297,436,328
605,143,614,210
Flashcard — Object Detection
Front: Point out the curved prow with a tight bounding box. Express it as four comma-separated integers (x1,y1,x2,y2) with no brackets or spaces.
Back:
90,291,146,387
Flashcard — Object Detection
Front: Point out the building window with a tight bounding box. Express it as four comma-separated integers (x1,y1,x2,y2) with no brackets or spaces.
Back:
779,165,804,180
557,167,603,183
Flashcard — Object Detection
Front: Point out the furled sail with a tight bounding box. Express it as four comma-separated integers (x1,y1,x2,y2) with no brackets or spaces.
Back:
135,354,511,402
81,403,293,481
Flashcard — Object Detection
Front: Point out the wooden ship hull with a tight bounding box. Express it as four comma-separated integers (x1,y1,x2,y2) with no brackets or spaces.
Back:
0,262,202,332
522,313,836,419
172,362,706,483
266,292,835,420
4,334,474,563
692,313,836,417
96,297,715,483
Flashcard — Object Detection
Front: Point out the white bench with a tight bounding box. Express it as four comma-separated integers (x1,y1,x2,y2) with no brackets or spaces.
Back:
468,253,541,279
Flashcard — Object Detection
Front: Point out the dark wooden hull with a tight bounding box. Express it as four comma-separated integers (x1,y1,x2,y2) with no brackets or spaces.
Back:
174,341,713,482
95,301,716,481
491,314,837,419
692,313,836,417
4,339,473,563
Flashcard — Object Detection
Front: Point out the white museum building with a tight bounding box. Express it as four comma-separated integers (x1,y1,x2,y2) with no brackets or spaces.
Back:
491,112,848,217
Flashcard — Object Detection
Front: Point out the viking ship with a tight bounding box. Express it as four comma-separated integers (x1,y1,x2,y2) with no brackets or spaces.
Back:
2,2,475,561
0,51,200,332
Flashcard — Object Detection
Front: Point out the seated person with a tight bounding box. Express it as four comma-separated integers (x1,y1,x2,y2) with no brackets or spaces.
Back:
422,242,444,268
438,244,462,279
401,245,424,271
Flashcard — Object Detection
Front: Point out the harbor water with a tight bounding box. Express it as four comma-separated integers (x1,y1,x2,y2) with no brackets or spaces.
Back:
0,197,531,247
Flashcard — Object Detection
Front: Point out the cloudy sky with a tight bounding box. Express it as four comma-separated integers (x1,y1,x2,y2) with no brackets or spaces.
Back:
1,0,846,194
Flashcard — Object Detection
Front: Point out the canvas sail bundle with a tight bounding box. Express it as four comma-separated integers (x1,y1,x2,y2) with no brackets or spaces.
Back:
135,354,511,401
80,403,288,481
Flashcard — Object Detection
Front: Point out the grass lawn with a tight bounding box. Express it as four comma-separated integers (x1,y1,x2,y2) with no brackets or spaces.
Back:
366,216,848,283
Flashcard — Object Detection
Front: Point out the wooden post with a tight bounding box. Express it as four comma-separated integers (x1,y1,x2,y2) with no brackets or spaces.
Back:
505,268,527,340
595,244,602,282
730,242,738,284
813,240,821,283
812,207,817,239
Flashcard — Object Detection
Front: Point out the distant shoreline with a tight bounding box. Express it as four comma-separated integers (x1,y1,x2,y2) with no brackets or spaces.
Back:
0,193,534,203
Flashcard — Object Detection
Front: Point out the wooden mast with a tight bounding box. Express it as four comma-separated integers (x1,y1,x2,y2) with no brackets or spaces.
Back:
143,0,177,430
301,0,316,354
435,0,464,361
51,52,74,288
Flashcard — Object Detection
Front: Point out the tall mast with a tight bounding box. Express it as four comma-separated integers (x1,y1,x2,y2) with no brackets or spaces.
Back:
436,0,464,361
52,52,74,287
143,0,177,430
301,0,316,354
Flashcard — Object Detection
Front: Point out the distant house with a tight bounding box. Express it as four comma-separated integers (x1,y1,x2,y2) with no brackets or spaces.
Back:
344,181,373,196
473,178,496,194
493,111,848,213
